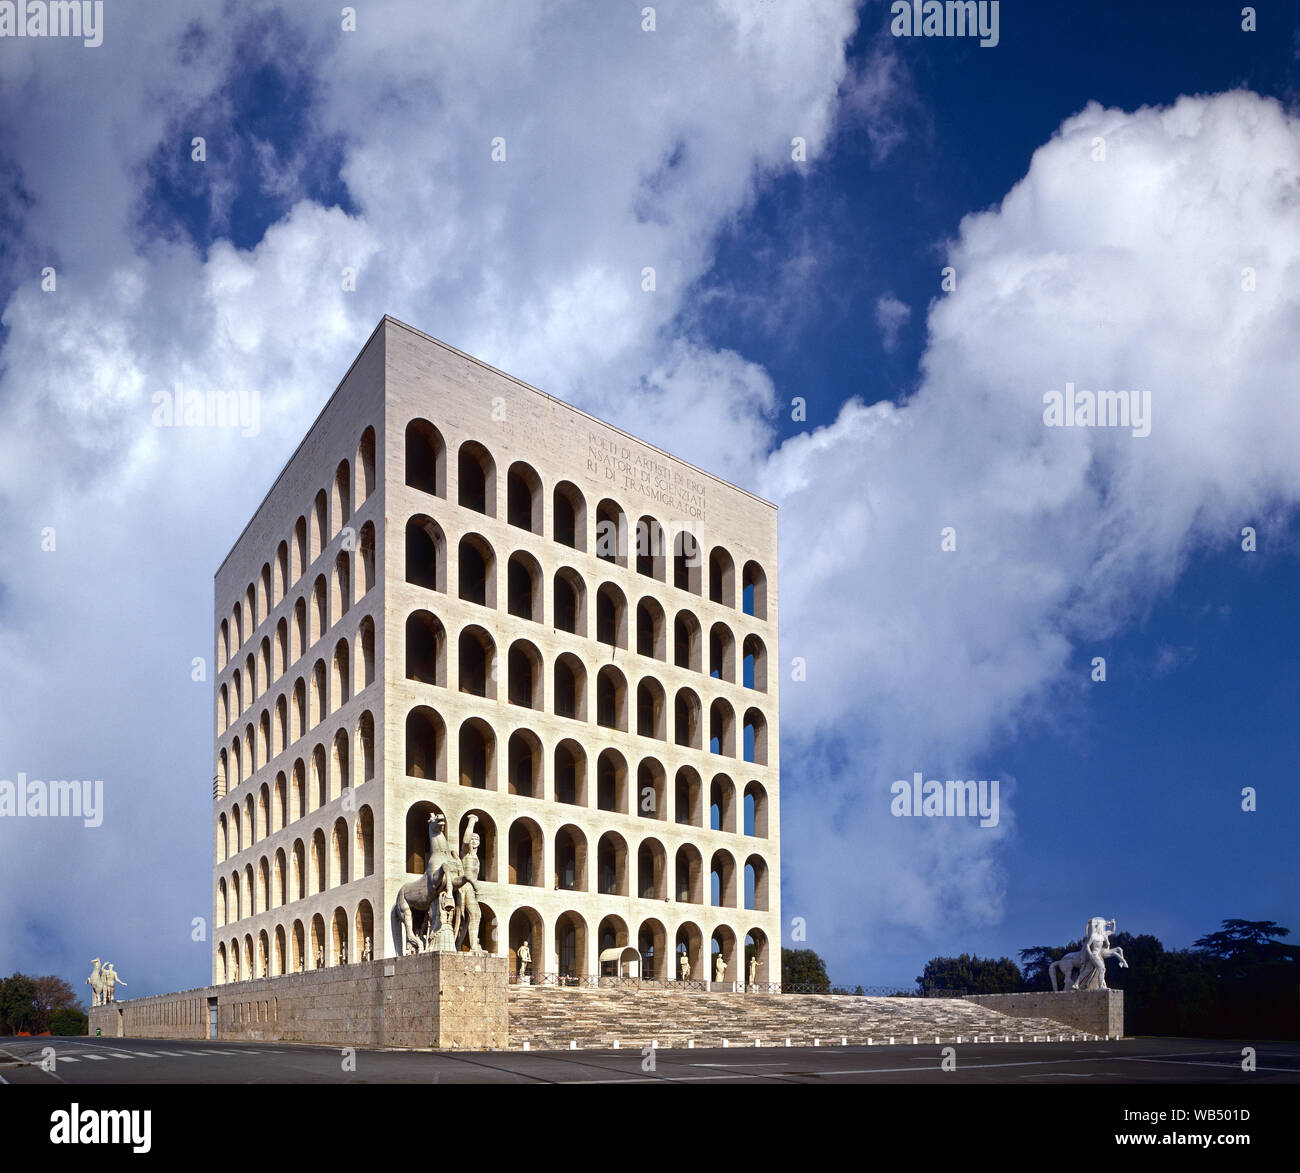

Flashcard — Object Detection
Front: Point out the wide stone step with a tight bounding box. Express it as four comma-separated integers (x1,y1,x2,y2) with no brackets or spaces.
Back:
506,988,1096,1050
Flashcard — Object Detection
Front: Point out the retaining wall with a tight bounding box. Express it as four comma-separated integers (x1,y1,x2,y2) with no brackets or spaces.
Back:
964,990,1123,1037
88,953,507,1050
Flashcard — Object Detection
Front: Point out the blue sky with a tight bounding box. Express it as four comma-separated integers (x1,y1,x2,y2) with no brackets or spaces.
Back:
0,0,1296,996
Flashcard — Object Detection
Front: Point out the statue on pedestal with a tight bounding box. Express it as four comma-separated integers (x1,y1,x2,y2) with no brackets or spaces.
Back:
361,936,372,963
679,952,690,981
714,954,726,983
748,957,758,988
517,941,532,982
316,946,324,970
1050,917,1129,991
393,812,469,955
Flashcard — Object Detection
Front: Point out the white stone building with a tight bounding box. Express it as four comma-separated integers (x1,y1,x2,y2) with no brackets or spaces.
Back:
210,317,780,989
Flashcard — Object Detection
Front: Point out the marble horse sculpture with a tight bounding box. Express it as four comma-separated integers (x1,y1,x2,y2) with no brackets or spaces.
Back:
86,958,106,1007
1050,917,1129,991
392,812,486,955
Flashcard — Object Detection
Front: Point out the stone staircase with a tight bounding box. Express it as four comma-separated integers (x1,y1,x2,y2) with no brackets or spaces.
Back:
508,986,1093,1050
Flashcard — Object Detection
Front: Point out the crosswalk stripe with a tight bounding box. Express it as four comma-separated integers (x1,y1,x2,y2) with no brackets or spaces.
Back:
57,1057,79,1063
81,1054,107,1061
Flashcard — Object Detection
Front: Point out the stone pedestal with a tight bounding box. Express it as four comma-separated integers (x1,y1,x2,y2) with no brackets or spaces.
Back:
963,989,1124,1038
88,951,510,1050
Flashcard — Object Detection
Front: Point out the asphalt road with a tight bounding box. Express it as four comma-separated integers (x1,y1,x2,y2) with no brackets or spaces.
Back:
1,1035,1296,1084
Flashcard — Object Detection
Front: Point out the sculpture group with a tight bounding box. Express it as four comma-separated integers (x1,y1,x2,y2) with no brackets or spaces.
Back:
1050,917,1129,991
85,958,127,1006
392,812,485,955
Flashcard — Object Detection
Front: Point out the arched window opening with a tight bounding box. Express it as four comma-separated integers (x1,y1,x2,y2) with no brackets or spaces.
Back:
507,462,542,533
405,419,446,497
552,481,586,551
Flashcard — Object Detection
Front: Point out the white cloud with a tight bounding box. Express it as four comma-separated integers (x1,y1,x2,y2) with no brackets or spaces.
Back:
763,91,1300,975
873,292,911,351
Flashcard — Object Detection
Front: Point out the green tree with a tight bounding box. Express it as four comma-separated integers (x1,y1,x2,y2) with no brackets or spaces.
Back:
1192,920,1300,1038
916,953,1021,994
781,948,831,992
47,1007,88,1036
32,975,79,1033
1193,920,1300,979
1019,945,1068,991
0,974,39,1034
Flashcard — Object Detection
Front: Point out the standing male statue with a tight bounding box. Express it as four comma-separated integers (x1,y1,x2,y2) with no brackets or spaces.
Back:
714,954,726,983
517,941,532,982
361,935,372,963
101,963,127,1003
748,956,758,987
454,814,485,953
679,952,690,981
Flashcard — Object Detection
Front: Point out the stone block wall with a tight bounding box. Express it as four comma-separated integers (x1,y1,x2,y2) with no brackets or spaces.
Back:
88,953,508,1049
964,990,1124,1037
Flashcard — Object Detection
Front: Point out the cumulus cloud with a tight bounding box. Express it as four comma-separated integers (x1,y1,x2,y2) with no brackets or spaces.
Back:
763,91,1300,977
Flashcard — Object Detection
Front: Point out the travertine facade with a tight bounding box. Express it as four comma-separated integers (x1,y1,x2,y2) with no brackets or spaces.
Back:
210,317,781,994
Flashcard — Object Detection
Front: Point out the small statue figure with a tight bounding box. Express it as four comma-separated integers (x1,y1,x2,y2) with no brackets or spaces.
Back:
431,887,458,952
316,945,324,970
714,954,726,983
361,936,372,963
748,957,758,987
518,941,532,982
679,952,690,981
339,944,347,966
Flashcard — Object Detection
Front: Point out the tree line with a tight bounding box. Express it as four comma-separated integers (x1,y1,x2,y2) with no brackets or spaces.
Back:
0,974,89,1036
785,920,1299,1038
